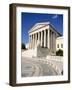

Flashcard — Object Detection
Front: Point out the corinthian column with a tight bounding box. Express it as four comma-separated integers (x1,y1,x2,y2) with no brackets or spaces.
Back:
33,34,34,48
47,29,50,49
44,30,46,47
41,31,43,47
35,33,37,47
38,32,40,45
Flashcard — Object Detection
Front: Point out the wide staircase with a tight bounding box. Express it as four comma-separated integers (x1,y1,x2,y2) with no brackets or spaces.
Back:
37,45,50,57
22,49,36,58
22,44,55,58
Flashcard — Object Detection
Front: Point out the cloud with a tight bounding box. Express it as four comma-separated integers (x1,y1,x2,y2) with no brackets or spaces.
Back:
52,15,58,19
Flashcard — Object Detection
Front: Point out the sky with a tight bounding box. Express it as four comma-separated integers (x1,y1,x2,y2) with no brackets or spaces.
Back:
21,12,63,45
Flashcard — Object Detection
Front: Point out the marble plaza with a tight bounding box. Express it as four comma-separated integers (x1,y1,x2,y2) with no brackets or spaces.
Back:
21,22,63,76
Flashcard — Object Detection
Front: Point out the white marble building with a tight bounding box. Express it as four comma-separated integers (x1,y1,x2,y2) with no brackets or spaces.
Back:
28,22,61,56
56,37,63,51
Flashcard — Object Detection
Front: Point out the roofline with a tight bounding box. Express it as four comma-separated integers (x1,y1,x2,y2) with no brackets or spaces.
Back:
49,24,62,36
28,24,49,33
28,22,50,33
56,36,63,39
28,22,62,36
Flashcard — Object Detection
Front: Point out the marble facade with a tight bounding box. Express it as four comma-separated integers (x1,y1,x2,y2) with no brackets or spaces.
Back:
28,22,61,55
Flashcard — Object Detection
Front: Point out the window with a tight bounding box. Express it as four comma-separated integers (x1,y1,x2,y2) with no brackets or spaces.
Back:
61,44,63,48
57,44,59,48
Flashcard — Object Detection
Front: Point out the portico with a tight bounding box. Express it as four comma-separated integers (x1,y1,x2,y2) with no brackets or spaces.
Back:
28,22,61,55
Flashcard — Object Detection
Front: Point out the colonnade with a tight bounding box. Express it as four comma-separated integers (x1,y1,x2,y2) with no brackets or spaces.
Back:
29,29,56,52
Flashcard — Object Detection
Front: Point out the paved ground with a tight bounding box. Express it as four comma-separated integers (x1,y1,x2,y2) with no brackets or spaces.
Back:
21,57,58,77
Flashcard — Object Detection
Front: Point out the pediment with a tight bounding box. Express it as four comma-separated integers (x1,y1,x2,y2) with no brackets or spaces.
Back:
29,22,50,33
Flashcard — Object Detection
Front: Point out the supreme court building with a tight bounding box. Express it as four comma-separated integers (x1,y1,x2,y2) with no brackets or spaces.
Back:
28,22,62,56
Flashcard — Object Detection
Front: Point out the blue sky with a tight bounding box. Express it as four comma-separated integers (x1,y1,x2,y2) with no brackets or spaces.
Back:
21,12,63,45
